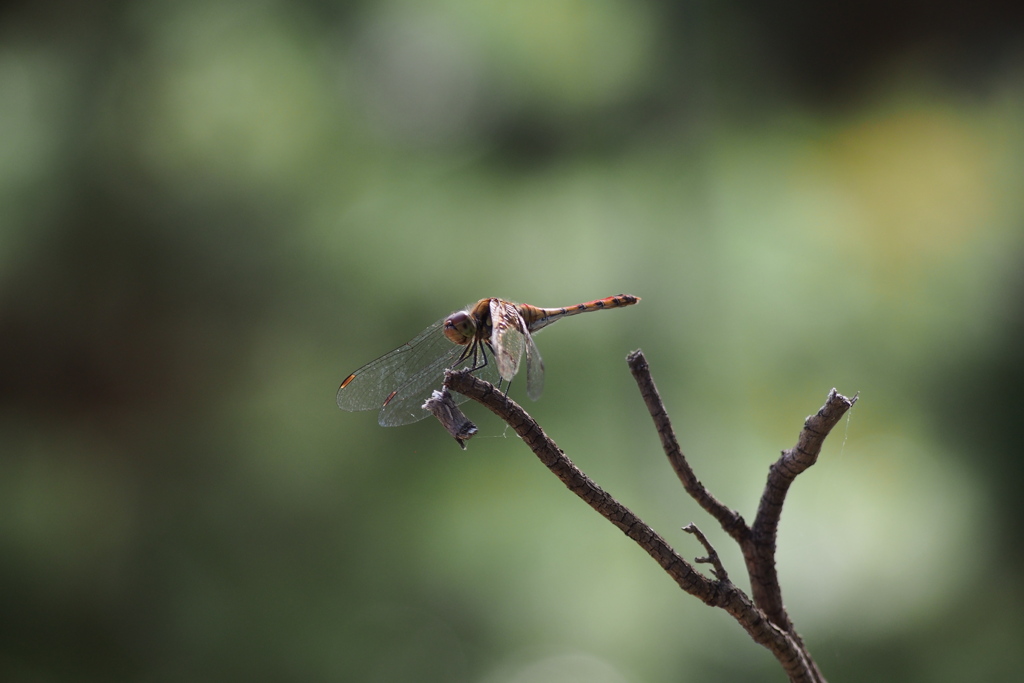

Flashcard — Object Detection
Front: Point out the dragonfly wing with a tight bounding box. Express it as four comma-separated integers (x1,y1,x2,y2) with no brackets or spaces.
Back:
376,343,466,426
378,335,501,426
490,299,525,382
524,328,545,401
337,315,454,412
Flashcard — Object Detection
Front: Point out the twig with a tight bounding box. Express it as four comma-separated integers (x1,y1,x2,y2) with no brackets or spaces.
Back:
683,523,729,582
745,388,858,679
444,368,824,683
627,351,750,544
748,389,859,630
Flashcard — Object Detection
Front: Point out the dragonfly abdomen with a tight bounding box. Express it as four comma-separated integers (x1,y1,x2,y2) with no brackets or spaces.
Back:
521,294,640,331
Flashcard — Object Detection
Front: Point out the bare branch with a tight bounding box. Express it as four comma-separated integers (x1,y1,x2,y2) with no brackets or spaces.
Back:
444,369,718,600
627,351,751,545
747,389,859,633
444,368,825,683
625,352,855,683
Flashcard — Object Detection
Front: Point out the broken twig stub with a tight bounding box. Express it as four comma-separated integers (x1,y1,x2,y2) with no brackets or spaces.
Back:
423,387,478,449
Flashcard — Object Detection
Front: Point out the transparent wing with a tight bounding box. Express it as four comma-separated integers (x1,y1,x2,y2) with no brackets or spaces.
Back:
337,316,456,412
489,299,526,382
378,342,499,426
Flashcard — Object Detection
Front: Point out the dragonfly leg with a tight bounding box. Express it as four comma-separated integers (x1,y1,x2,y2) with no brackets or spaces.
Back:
466,340,491,373
455,340,507,398
453,339,482,370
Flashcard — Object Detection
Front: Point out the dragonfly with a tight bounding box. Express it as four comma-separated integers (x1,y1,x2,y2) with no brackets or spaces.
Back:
337,294,640,426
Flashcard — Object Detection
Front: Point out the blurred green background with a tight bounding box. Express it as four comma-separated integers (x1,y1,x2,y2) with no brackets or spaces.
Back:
2,1,1024,681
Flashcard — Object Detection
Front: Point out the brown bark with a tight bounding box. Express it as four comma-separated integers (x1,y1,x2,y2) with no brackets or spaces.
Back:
443,350,857,683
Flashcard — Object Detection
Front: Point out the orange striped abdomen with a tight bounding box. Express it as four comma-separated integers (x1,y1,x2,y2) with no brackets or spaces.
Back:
519,294,640,333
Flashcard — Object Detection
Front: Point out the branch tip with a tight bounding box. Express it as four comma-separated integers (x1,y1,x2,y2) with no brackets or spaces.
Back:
683,523,730,582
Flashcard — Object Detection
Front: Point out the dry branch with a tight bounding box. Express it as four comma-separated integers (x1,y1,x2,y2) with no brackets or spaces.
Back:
444,352,857,683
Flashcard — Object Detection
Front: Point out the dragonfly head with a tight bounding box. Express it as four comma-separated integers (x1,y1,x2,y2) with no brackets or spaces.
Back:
443,310,476,345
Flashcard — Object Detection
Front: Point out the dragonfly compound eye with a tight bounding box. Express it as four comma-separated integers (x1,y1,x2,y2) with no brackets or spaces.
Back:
443,311,475,344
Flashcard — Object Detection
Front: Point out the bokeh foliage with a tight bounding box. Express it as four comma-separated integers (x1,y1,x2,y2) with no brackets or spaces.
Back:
2,1,1024,681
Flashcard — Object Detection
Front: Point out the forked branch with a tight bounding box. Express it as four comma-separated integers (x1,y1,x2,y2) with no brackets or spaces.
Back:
627,350,856,682
444,369,719,601
444,352,857,683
